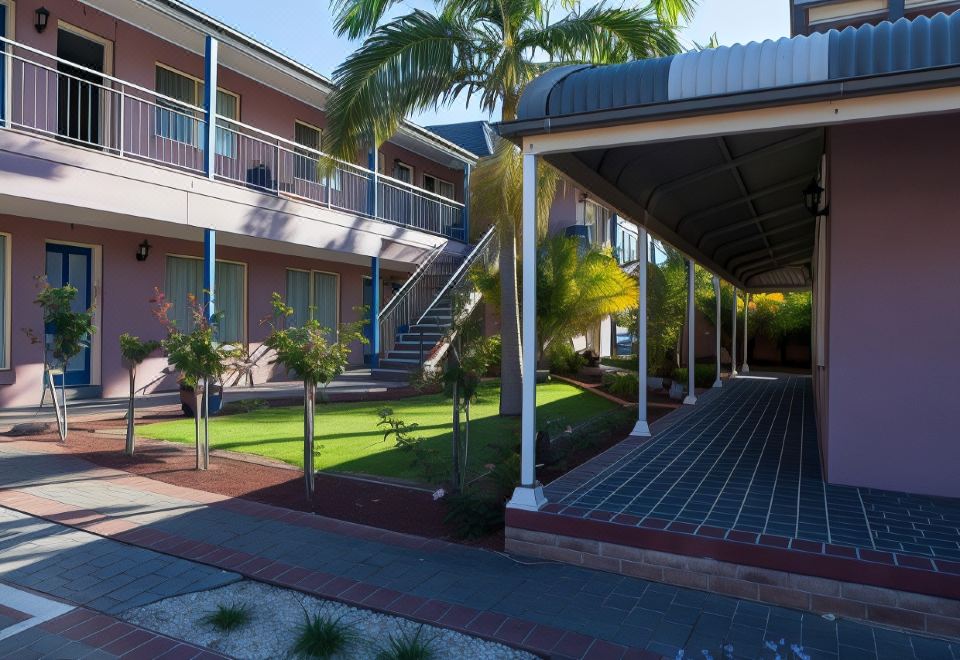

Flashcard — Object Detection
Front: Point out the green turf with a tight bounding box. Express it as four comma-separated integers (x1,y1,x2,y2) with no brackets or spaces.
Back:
137,381,616,483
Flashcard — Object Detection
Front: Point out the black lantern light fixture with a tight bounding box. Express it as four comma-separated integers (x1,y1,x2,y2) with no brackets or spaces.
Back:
803,179,825,216
34,7,50,33
136,240,151,262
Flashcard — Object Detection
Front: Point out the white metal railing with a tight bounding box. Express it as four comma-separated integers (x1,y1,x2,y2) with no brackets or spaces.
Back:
0,35,466,240
377,246,463,357
419,225,497,324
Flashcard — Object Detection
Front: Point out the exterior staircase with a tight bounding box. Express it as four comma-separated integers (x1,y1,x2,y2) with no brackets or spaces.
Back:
373,228,496,381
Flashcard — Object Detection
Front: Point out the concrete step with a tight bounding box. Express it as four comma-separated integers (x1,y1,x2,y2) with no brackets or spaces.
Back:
371,368,414,382
398,333,443,343
379,359,422,370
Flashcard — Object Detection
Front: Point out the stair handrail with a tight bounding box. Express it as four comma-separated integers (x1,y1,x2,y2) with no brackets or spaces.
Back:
378,242,445,322
417,226,497,324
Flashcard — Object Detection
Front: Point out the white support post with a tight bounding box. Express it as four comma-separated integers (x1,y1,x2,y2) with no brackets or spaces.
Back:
742,292,751,374
507,152,546,512
683,259,698,406
713,276,722,388
730,287,738,378
631,227,651,437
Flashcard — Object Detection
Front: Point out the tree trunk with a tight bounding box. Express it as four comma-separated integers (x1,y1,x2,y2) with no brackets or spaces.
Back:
124,367,136,456
202,378,210,470
60,380,68,442
498,227,522,416
450,346,462,492
193,384,203,470
303,380,316,500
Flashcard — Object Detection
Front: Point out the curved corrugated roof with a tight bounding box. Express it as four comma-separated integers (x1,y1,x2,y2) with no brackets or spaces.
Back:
516,10,960,121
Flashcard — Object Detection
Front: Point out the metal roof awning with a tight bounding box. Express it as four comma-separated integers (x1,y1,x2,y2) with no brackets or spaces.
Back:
498,10,960,290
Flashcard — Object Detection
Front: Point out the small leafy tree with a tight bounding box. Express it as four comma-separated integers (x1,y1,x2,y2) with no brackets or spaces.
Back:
119,333,161,456
443,334,495,492
26,280,96,442
263,293,367,500
152,289,240,470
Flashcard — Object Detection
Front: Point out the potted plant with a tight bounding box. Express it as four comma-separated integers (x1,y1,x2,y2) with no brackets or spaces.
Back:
152,289,240,470
119,333,161,456
263,293,367,499
25,279,97,443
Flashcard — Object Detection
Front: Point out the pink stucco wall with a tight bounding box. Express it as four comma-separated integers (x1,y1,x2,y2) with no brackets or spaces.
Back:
9,0,463,184
0,214,387,407
825,114,960,498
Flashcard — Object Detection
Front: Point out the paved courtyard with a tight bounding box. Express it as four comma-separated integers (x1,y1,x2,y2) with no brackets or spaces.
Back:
0,440,957,659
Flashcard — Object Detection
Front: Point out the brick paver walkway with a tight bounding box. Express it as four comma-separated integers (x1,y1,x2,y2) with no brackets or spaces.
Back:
0,440,957,659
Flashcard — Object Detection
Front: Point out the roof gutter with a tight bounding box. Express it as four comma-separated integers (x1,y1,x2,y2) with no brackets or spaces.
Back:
497,64,960,140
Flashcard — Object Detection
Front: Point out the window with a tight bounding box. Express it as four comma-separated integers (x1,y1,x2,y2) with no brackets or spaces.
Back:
423,174,456,200
581,199,611,246
294,121,321,182
165,255,246,344
285,269,339,340
0,233,9,369
393,162,413,183
155,65,239,156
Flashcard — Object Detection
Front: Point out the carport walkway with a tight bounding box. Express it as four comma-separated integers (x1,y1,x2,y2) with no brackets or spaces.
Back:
0,441,956,659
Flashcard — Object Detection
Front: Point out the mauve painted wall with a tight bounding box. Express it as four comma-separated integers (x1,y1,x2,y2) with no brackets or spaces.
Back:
0,214,380,408
826,114,960,498
10,0,462,183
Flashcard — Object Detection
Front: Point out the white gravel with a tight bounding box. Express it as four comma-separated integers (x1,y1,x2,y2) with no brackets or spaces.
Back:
122,580,538,659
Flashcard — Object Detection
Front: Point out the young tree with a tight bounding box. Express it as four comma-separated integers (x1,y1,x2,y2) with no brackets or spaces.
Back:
152,290,240,470
263,293,367,500
324,0,694,416
119,334,161,456
27,281,96,443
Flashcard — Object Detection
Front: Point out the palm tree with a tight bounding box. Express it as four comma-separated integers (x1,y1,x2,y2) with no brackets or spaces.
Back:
326,0,696,415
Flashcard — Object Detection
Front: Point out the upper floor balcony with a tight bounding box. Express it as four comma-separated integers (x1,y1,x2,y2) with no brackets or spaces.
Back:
0,35,467,242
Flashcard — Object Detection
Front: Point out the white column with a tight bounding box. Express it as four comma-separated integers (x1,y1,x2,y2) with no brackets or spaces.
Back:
742,292,751,374
730,287,739,378
631,227,651,437
683,259,698,406
713,276,722,388
507,152,546,511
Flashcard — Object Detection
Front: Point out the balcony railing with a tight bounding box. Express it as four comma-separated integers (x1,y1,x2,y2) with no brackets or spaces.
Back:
0,36,466,241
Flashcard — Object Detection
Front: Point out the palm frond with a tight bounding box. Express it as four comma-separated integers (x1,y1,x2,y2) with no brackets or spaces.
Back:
651,0,698,27
330,0,406,39
325,10,479,159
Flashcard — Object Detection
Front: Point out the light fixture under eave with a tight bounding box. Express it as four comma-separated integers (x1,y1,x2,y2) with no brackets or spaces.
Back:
136,240,151,262
35,7,50,33
803,179,826,216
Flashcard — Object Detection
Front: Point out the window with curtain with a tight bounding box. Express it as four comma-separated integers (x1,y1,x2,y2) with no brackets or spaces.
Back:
294,122,321,182
285,269,338,340
581,199,611,246
286,269,310,328
155,65,239,156
0,234,8,369
165,256,245,344
423,174,456,200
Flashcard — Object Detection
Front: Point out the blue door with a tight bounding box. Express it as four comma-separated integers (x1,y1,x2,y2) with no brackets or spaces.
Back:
45,243,93,386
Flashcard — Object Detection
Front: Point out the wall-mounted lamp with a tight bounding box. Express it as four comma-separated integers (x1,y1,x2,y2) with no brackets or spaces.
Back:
803,179,826,216
136,240,151,262
34,7,50,33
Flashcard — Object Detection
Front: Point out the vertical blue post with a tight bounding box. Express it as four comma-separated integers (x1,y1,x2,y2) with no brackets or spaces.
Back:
370,256,380,368
462,163,471,242
203,36,218,179
367,147,378,218
203,229,216,322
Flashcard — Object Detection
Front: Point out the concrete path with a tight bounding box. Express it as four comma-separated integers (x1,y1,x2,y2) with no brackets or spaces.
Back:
0,440,957,660
0,369,408,432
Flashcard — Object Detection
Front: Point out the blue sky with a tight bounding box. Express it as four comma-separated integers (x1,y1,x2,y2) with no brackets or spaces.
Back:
183,0,789,126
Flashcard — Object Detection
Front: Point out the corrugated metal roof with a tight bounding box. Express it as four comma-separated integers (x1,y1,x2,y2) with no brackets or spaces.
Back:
516,10,960,121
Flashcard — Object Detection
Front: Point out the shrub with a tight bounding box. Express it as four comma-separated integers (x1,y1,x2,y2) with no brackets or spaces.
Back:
291,613,357,659
201,603,253,632
599,356,637,371
375,625,436,660
443,492,504,539
546,342,586,375
602,371,639,399
377,408,444,484
674,364,716,389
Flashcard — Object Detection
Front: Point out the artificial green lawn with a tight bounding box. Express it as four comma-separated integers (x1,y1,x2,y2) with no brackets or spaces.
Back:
137,381,616,483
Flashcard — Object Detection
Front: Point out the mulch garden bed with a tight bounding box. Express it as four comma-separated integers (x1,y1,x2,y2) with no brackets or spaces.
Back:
3,387,681,551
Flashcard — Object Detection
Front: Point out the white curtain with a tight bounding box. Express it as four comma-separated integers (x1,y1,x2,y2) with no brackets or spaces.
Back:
216,262,245,343
0,235,6,369
313,272,338,341
165,256,244,343
286,269,310,327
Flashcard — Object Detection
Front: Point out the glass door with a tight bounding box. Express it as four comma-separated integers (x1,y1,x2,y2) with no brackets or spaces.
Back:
45,243,93,386
56,28,105,147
